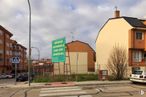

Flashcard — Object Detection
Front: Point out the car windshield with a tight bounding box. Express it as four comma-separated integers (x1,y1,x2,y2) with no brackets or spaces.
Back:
133,71,143,75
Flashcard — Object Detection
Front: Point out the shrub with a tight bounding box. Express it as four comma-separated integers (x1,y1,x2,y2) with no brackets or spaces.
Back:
33,74,98,82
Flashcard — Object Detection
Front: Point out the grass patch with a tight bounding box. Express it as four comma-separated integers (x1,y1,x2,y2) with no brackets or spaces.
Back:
33,74,98,82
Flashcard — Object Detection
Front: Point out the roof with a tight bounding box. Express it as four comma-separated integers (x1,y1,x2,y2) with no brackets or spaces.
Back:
17,44,27,49
0,25,13,37
122,17,146,28
10,39,17,44
67,40,95,52
95,16,146,42
109,16,146,28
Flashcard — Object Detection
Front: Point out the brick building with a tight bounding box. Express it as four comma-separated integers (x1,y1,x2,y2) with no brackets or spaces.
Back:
54,40,96,74
0,25,27,73
32,59,53,75
11,40,27,73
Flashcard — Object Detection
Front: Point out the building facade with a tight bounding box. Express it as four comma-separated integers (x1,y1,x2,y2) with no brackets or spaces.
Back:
11,40,27,73
95,10,146,76
54,40,96,74
32,59,53,75
0,25,27,74
0,25,13,73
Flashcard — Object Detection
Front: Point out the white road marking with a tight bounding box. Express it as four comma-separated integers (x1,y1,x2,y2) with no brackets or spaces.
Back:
40,91,86,97
41,86,80,91
41,88,81,93
40,86,92,97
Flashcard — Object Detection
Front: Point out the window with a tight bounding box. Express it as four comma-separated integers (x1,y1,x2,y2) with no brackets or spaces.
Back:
6,43,9,47
10,43,12,48
6,59,9,63
0,50,3,54
13,45,16,49
133,51,142,62
6,50,9,55
133,70,142,75
6,34,10,39
9,51,12,55
15,52,19,56
0,40,3,44
132,67,140,73
136,32,143,40
0,58,3,62
0,30,3,35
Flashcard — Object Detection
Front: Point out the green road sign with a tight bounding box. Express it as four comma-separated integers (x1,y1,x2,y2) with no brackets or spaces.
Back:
52,37,66,62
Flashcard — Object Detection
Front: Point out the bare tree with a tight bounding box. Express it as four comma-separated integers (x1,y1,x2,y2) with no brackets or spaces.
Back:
107,45,128,80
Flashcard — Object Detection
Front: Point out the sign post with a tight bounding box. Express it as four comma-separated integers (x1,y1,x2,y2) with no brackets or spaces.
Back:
11,57,20,85
52,37,66,62
15,63,17,85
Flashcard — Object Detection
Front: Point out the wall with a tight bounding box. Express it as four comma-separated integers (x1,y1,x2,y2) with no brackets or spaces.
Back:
0,30,4,73
0,29,12,73
95,18,133,75
54,52,88,75
67,41,95,72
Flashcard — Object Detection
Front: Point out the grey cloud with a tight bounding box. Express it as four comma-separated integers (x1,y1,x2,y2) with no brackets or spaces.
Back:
1,0,146,59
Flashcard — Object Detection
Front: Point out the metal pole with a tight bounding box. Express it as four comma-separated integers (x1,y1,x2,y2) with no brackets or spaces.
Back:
70,32,74,41
76,52,79,81
27,0,31,86
15,63,17,85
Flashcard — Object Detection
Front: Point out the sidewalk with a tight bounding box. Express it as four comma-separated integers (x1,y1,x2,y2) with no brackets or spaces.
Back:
0,80,131,88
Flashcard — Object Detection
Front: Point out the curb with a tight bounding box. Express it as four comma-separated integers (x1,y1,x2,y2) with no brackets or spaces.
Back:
0,80,132,88
75,81,131,86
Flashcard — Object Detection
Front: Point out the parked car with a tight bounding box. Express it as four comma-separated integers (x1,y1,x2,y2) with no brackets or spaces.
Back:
16,73,33,82
16,73,28,81
0,74,7,79
130,70,146,83
5,74,13,79
0,73,14,79
10,74,15,78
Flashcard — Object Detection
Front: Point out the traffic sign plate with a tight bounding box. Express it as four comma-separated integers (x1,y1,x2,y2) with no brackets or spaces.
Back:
11,57,20,64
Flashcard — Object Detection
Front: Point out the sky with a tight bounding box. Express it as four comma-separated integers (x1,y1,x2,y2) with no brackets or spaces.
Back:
0,0,146,59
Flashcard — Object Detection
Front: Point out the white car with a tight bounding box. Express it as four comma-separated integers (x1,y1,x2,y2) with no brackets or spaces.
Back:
130,70,146,83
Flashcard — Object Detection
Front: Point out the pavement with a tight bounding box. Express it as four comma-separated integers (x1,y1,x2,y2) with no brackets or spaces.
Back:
0,80,131,88
1,80,146,97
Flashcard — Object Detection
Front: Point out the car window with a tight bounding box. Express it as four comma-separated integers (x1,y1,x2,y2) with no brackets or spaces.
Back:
133,71,143,75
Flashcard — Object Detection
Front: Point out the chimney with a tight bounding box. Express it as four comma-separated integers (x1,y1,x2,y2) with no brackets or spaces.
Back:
114,6,120,18
114,10,120,18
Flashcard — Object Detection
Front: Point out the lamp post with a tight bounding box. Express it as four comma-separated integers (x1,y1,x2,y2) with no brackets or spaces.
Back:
27,0,31,86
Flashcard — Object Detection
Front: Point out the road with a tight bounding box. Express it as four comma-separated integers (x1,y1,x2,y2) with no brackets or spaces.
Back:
0,79,146,97
30,83,146,97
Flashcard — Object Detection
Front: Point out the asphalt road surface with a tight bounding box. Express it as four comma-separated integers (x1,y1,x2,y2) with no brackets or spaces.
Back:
0,82,146,97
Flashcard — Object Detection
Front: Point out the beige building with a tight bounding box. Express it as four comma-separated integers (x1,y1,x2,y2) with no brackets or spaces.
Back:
54,40,96,75
95,10,146,76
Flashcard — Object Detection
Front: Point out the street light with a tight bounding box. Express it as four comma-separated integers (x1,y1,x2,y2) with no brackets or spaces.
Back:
31,47,40,61
27,0,31,86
